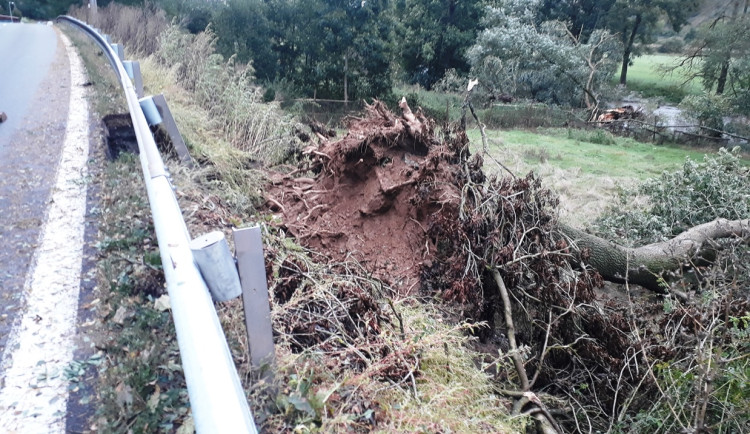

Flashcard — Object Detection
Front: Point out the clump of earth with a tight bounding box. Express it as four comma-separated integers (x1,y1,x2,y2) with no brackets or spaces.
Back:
268,100,472,294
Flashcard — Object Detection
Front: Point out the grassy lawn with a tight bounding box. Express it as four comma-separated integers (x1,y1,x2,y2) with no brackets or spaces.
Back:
480,128,708,179
622,54,703,103
469,127,718,223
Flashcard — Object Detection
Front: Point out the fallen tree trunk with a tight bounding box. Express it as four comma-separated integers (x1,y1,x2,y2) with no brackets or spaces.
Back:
560,219,750,292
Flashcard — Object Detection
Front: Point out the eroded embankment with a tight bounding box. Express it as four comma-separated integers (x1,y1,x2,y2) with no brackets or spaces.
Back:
269,100,470,294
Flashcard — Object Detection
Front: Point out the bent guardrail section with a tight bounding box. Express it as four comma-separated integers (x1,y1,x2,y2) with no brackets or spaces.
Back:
57,15,257,433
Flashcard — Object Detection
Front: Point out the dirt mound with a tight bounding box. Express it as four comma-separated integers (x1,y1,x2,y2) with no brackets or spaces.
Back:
268,100,470,293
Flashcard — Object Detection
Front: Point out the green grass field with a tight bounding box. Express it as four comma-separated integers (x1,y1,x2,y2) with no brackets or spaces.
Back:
622,54,703,103
468,127,721,223
477,128,708,179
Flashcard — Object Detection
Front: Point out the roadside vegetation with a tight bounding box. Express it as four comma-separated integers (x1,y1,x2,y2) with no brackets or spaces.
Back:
58,0,750,432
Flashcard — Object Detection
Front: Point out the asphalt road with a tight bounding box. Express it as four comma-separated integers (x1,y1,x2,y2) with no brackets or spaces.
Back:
0,21,58,146
0,20,64,364
0,22,100,432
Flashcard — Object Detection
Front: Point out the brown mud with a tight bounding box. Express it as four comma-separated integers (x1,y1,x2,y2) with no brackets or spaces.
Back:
269,100,469,294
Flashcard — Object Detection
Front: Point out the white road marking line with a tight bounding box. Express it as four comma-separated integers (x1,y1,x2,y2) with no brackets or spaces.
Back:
0,31,90,432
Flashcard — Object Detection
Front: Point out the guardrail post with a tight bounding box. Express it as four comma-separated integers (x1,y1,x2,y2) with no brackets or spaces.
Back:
151,94,194,167
138,96,162,126
123,60,144,98
138,95,194,167
234,226,276,379
110,43,123,61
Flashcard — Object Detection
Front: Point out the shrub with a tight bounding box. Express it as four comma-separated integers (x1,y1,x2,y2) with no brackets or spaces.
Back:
155,25,296,164
596,149,750,434
594,147,750,244
567,127,617,145
680,93,728,137
479,104,580,129
432,68,466,93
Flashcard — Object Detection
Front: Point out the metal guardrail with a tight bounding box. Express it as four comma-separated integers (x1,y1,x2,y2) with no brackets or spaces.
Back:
56,15,257,433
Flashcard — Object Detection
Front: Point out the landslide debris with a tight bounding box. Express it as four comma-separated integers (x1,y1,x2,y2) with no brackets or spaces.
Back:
264,100,671,431
269,99,471,294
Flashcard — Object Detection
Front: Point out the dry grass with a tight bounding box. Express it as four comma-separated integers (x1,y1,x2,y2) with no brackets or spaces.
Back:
154,25,298,162
375,303,523,433
479,137,636,225
69,3,168,57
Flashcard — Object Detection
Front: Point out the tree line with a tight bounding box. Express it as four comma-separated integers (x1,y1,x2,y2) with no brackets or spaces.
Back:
207,0,699,103
14,0,750,114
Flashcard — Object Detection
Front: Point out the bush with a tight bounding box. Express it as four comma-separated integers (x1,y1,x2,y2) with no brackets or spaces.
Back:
595,149,750,434
567,127,617,145
680,93,729,136
432,69,466,93
594,147,750,245
479,104,581,129
155,25,296,163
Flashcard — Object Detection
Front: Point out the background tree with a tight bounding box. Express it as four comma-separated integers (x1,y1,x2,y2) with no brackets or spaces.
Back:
212,0,277,80
395,0,483,89
605,0,698,85
467,0,621,108
211,0,394,101
687,0,750,96
276,0,395,100
7,0,81,19
538,0,615,42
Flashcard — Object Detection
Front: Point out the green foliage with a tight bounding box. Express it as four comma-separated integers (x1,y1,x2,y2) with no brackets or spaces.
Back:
594,148,750,245
628,348,750,433
566,127,617,145
480,104,577,129
539,0,615,42
657,37,685,54
467,0,621,108
395,0,483,89
693,12,750,95
211,0,277,80
432,68,466,93
593,145,750,434
155,0,213,34
680,93,729,135
210,0,395,100
6,0,78,19
623,300,750,433
538,0,698,85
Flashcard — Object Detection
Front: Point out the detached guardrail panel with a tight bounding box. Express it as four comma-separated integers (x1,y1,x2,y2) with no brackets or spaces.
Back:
57,15,257,434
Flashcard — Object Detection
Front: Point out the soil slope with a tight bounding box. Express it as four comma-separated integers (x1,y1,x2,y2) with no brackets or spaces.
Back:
269,100,469,293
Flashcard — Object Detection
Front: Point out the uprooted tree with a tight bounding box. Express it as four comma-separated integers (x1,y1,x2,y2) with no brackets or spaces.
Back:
563,219,749,292
268,99,750,432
